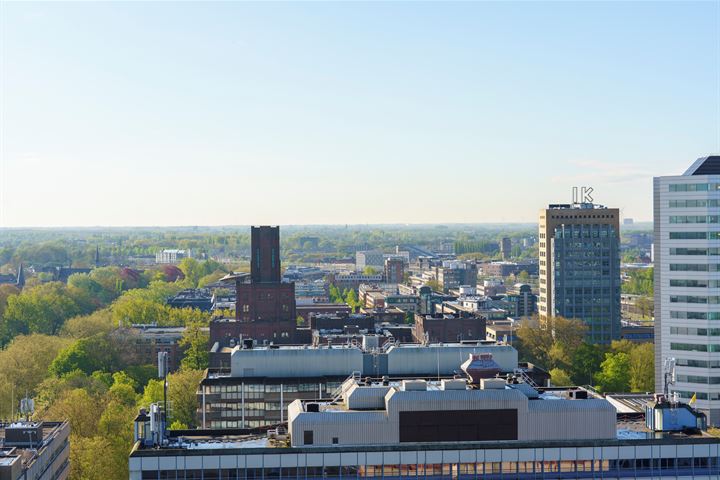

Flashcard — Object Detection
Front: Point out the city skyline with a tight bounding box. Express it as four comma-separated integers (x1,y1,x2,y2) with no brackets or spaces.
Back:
1,1,719,227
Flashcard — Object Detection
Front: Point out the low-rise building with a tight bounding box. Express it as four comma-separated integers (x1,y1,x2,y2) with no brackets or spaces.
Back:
288,377,616,447
167,289,213,311
131,384,720,480
437,261,478,292
197,341,518,429
355,250,385,271
327,272,385,291
155,249,191,264
414,312,486,343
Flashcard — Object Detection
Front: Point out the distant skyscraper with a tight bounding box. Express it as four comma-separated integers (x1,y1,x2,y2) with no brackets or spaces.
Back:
500,237,512,260
538,202,621,344
654,156,720,424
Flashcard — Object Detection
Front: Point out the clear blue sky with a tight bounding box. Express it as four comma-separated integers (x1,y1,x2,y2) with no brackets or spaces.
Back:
1,1,718,227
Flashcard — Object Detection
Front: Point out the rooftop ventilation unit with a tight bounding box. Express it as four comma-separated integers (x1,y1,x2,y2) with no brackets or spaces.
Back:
402,380,428,391
480,378,506,390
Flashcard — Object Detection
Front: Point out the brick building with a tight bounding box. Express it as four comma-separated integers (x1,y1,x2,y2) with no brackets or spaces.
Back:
413,312,486,343
210,226,299,347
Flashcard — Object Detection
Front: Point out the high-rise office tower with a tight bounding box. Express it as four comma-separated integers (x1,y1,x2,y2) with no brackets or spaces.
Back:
538,203,621,344
654,156,720,423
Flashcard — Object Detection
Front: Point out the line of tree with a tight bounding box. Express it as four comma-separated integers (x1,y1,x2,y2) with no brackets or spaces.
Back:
0,261,218,479
328,284,362,311
515,317,654,393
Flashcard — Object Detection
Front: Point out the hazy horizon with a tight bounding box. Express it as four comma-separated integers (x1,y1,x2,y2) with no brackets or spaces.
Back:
1,1,717,227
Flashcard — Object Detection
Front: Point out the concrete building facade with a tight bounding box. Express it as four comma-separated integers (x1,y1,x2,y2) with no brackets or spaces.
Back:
538,203,621,344
654,156,720,424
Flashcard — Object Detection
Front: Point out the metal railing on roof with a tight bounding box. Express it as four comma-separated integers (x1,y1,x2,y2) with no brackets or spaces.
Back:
330,372,361,404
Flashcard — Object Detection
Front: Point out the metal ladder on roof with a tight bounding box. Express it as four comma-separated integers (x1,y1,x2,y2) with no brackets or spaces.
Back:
513,368,539,388
330,371,361,404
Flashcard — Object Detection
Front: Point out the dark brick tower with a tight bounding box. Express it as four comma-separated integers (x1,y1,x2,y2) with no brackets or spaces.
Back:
231,226,297,343
250,226,281,283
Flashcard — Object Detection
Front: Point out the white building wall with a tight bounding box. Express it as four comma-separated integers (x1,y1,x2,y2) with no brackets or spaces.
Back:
655,171,720,424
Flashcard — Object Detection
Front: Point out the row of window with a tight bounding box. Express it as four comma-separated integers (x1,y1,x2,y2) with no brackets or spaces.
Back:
676,390,720,401
670,263,720,272
670,279,720,288
669,216,720,224
670,231,720,240
671,248,720,256
670,295,720,304
670,199,720,208
671,311,720,320
670,327,720,336
676,374,720,385
671,342,720,352
205,383,322,394
669,183,720,191
138,456,720,480
677,358,720,368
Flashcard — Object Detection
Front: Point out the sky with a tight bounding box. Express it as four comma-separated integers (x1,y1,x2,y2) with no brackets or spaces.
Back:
1,1,719,227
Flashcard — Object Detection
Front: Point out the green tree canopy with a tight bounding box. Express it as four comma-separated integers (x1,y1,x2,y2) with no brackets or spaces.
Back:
594,352,632,392
179,321,209,371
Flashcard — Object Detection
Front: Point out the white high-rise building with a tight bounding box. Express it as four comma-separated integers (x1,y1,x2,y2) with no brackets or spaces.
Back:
655,155,720,424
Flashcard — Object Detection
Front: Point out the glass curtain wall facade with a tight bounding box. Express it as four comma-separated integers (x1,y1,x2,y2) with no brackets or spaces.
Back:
552,223,621,343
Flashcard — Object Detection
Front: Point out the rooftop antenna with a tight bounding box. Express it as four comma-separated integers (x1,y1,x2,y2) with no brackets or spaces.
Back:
158,352,169,438
663,357,676,396
19,393,34,422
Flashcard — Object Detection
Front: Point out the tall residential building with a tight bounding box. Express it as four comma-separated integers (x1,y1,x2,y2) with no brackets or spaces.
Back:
384,257,405,284
654,156,720,424
538,203,621,343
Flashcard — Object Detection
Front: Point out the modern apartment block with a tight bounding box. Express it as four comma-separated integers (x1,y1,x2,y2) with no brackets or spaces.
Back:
654,156,720,424
538,203,621,343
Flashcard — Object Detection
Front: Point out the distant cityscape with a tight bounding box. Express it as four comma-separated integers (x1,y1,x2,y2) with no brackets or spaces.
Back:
4,159,720,479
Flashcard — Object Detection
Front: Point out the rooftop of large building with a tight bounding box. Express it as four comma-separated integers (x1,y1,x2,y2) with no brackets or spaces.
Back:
546,203,614,210
0,421,69,476
131,379,711,454
683,155,720,175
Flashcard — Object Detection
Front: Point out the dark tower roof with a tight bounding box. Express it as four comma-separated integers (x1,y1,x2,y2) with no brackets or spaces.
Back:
683,156,720,176
250,226,281,284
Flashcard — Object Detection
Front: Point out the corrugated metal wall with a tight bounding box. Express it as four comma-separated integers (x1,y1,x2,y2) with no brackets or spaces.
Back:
230,348,364,377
